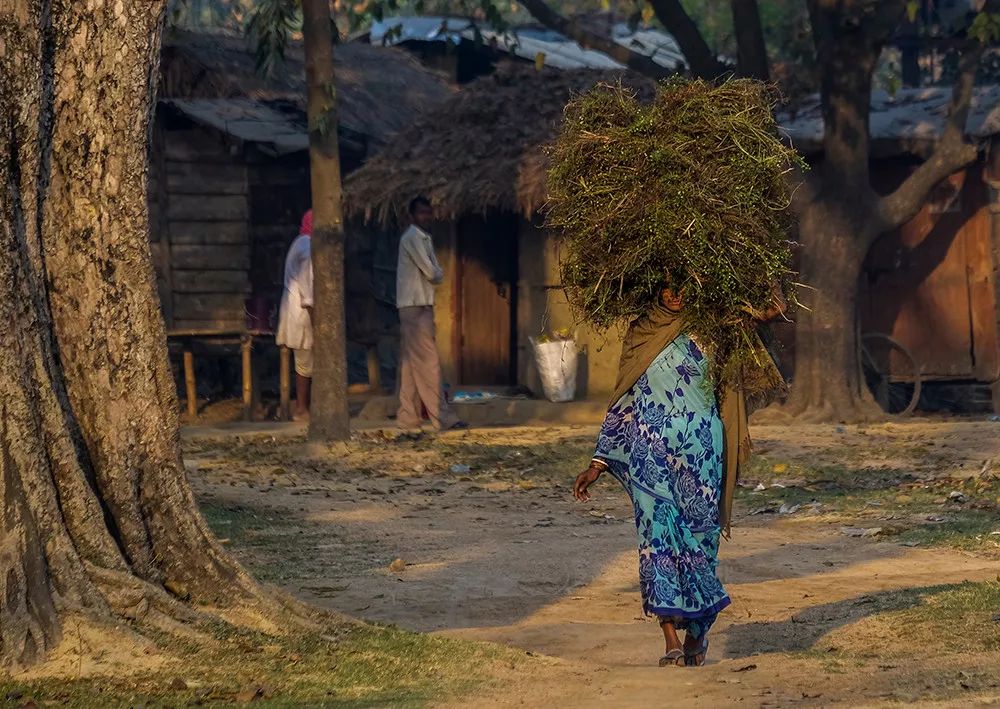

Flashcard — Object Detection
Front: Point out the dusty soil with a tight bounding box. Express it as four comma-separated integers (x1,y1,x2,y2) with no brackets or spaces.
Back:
186,420,1000,708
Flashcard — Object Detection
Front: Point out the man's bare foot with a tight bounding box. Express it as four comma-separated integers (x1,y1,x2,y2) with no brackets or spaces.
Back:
291,409,310,422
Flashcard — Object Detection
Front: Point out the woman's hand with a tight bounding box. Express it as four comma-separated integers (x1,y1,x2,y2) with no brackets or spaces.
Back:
744,283,788,322
573,463,605,502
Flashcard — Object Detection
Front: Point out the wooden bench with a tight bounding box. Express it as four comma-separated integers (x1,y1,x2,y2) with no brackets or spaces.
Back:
167,328,293,421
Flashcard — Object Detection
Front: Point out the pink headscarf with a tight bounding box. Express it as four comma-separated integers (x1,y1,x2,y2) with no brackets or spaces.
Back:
300,209,313,236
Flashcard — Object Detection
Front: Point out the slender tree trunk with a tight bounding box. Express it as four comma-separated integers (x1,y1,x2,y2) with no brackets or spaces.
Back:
731,0,770,80
648,0,726,79
301,0,350,441
0,0,261,669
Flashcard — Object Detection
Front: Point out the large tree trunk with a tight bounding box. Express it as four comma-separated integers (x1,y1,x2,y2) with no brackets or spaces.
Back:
779,0,986,422
0,0,261,669
302,0,351,441
782,196,882,420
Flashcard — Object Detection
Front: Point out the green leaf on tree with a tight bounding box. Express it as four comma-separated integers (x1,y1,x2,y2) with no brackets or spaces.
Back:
970,12,1000,44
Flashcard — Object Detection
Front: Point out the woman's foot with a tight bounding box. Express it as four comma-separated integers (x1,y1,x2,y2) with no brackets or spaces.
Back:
658,619,685,667
658,649,685,667
683,634,709,667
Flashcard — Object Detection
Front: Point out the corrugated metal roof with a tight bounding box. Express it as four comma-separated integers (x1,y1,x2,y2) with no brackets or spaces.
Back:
369,15,684,71
164,98,309,155
780,85,1000,155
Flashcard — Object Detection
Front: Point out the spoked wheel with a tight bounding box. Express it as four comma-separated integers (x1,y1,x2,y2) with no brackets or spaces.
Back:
860,332,922,416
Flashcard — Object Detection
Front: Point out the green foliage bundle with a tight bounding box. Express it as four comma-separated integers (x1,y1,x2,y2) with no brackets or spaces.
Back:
546,77,803,389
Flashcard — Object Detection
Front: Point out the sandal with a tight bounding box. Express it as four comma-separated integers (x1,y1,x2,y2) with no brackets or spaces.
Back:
658,648,685,667
684,638,709,667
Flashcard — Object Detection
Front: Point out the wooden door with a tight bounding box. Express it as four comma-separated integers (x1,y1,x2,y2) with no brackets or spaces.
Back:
860,167,994,379
456,213,517,385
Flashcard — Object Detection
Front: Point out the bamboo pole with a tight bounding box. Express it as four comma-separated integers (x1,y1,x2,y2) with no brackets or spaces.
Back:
183,347,197,419
366,344,381,393
241,336,252,421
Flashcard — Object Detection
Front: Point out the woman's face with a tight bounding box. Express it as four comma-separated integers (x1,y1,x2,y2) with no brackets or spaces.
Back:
660,287,683,311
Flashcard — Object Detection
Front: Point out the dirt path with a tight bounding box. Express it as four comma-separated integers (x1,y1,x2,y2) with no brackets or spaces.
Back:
188,422,1000,707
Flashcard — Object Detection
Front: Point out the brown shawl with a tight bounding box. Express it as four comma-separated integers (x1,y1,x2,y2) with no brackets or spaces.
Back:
609,302,783,535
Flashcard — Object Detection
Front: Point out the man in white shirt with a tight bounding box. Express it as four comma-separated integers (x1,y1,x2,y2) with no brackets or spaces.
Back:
276,210,313,421
396,197,464,430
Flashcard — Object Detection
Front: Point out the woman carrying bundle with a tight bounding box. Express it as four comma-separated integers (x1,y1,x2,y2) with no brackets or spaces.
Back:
548,77,800,667
573,287,785,667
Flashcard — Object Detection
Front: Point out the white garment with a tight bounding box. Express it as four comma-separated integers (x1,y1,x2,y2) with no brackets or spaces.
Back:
396,224,443,308
276,234,313,350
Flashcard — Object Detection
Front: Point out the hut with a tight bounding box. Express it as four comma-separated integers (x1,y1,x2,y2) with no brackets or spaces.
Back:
150,30,452,413
345,67,653,398
346,70,1000,410
154,29,453,333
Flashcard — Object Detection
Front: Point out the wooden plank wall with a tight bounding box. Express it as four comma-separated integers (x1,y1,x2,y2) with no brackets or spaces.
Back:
246,149,311,322
148,115,251,332
861,162,996,380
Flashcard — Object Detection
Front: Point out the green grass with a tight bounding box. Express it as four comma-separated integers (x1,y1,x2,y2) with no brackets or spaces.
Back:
833,580,1000,657
1,622,516,708
199,500,394,585
737,456,1000,554
896,512,1000,551
185,429,593,488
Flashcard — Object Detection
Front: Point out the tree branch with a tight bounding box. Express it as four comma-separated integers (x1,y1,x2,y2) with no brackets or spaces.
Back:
731,0,770,80
875,38,984,233
648,0,727,79
516,0,674,79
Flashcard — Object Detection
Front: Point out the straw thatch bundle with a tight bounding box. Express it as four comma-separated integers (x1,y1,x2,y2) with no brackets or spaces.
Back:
547,78,802,387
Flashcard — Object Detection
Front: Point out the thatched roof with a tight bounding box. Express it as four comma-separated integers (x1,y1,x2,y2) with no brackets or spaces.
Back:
344,66,654,224
160,29,454,148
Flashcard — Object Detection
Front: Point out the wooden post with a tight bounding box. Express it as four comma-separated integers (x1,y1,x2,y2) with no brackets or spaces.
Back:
241,335,253,422
366,344,381,393
279,345,291,421
987,138,1000,412
183,346,197,419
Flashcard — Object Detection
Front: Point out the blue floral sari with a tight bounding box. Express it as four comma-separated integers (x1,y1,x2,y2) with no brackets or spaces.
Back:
594,333,730,640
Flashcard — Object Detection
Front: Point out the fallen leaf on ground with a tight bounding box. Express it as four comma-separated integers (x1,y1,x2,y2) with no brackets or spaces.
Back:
235,684,268,703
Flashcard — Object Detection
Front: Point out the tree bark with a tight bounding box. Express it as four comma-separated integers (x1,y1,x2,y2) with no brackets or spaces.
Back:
730,0,770,80
782,196,882,420
648,0,727,79
302,0,351,441
877,38,985,231
0,0,262,669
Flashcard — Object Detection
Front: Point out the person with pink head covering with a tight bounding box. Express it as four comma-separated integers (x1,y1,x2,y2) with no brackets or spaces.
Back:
276,209,314,420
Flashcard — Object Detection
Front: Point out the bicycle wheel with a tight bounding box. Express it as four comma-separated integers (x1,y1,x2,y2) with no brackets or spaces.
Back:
860,333,922,416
